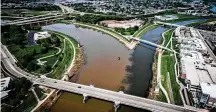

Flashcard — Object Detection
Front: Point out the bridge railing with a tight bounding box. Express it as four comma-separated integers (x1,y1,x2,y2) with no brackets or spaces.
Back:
34,77,198,112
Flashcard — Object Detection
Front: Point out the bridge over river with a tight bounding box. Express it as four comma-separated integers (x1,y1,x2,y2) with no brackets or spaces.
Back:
34,77,199,112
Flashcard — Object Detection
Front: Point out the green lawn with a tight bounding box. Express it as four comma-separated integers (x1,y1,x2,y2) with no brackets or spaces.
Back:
175,14,199,19
186,18,216,26
41,55,59,67
157,90,167,103
161,55,182,105
123,31,131,35
161,55,170,98
133,24,160,38
133,22,151,37
162,14,201,23
34,48,58,59
46,31,78,79
163,29,174,47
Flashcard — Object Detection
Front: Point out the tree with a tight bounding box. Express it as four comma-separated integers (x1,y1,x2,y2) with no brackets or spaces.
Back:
134,26,139,31
27,61,38,71
210,107,216,112
40,65,51,73
40,47,48,53
202,0,209,5
33,49,37,55
51,33,57,38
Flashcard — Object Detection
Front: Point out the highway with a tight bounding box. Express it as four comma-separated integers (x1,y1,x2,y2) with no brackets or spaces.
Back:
34,77,199,112
1,43,37,80
1,14,64,26
4,13,58,23
16,18,64,26
2,15,64,26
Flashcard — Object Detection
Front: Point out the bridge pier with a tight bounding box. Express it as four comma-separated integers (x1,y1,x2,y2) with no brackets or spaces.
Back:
114,101,121,112
83,93,88,103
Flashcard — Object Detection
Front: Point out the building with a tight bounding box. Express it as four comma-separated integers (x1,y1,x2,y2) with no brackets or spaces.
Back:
0,77,11,100
154,15,178,21
199,83,216,108
176,27,207,53
176,26,216,108
0,77,11,92
179,39,207,53
34,31,51,41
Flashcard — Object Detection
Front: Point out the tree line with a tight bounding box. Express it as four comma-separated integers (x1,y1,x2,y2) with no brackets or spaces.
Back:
75,14,133,24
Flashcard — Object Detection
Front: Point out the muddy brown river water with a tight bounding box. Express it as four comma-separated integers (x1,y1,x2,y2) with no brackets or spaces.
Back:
42,19,204,112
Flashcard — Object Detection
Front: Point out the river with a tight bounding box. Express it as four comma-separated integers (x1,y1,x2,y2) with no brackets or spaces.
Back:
42,19,204,112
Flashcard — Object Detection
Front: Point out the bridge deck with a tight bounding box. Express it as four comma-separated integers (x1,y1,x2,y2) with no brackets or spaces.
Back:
34,78,197,112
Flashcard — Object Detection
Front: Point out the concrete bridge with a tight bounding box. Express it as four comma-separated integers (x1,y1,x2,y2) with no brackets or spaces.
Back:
1,42,200,112
16,18,64,26
1,16,27,19
1,14,64,26
132,38,176,53
33,77,199,112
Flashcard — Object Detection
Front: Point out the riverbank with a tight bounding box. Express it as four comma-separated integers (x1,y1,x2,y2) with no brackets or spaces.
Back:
42,23,133,112
148,50,159,100
31,31,82,112
73,22,138,50
133,23,160,38
57,20,143,49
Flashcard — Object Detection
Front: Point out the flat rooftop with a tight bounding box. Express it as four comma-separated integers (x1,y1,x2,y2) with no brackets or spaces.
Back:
180,38,207,51
200,82,216,99
180,49,204,60
181,58,215,86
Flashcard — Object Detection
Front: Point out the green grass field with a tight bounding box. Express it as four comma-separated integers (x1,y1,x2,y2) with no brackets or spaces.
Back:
163,29,174,47
160,55,182,105
41,55,59,67
157,90,168,103
134,24,160,38
46,32,78,79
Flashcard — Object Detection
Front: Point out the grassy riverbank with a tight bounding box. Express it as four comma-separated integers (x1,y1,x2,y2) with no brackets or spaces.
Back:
46,31,78,79
133,23,160,38
73,22,129,42
148,52,167,103
160,29,182,105
165,14,201,23
149,29,182,105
